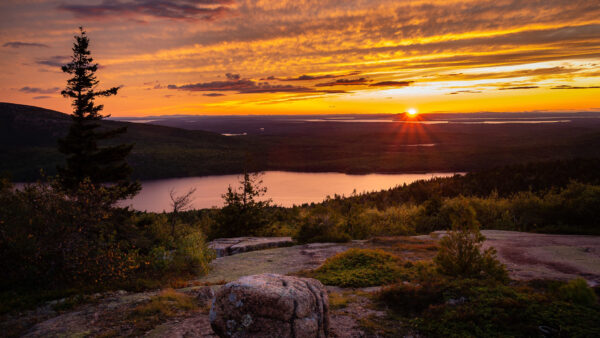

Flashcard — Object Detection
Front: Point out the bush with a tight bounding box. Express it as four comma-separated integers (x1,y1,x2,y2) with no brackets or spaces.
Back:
434,199,508,281
294,206,350,243
0,177,214,303
310,249,406,287
558,278,598,307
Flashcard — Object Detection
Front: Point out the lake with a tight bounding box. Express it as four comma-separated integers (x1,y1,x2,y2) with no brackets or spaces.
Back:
122,171,459,212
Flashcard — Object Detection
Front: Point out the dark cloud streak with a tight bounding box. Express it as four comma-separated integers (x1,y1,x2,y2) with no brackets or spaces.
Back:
58,0,232,21
3,42,49,48
19,86,60,94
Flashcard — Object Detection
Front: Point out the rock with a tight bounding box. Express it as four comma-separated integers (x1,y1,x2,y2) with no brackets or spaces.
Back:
208,237,294,258
209,273,329,338
196,287,215,306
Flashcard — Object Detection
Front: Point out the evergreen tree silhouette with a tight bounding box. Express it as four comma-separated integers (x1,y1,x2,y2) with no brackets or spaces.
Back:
58,27,140,199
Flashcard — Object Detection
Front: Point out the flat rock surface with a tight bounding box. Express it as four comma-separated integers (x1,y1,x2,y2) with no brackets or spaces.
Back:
431,230,600,286
481,230,600,286
208,237,294,257
196,242,356,284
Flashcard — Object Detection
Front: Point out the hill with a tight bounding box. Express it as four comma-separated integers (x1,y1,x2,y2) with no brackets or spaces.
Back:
0,102,255,180
2,102,600,181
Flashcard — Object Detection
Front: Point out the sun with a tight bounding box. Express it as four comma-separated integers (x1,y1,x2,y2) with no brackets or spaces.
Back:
407,108,418,116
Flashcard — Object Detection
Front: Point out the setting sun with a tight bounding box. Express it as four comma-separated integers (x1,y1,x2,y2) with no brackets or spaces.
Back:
407,108,418,116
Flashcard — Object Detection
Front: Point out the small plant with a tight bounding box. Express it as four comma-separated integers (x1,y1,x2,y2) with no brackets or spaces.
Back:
558,278,598,306
328,292,352,309
131,288,197,319
294,206,350,244
434,199,508,281
310,249,405,287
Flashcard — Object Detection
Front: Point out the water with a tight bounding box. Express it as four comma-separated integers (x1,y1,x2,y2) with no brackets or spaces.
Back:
122,171,458,212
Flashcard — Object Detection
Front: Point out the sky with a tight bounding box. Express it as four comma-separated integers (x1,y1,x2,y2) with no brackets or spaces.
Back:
1,0,599,116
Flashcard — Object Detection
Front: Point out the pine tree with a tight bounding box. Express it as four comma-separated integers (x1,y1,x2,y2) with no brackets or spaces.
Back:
58,27,140,199
215,171,271,237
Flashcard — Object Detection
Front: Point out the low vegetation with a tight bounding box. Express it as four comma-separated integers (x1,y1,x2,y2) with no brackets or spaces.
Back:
306,249,408,287
0,177,214,313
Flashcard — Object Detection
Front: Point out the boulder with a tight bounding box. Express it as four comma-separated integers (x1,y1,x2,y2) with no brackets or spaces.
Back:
209,274,329,337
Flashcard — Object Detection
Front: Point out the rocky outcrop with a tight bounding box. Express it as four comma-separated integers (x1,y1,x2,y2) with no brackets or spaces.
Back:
208,237,294,258
209,274,329,338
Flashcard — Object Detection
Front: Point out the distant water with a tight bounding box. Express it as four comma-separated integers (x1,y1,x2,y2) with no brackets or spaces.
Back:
301,118,571,124
121,171,459,212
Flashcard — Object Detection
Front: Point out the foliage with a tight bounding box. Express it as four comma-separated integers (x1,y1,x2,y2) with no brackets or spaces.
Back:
558,278,598,307
308,249,413,287
434,199,508,281
294,205,350,243
57,27,139,199
128,288,198,333
0,177,213,312
379,276,600,337
213,171,272,238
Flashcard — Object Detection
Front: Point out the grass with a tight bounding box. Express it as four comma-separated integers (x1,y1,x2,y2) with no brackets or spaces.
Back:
131,288,197,318
367,236,439,260
127,288,198,333
328,291,352,309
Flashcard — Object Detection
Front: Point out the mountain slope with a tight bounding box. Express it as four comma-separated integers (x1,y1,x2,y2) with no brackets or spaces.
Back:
0,102,258,180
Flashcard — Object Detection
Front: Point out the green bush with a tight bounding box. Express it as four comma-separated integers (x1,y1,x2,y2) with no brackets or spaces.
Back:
0,177,214,308
310,249,407,287
434,199,508,281
558,278,598,307
379,276,600,337
294,206,350,244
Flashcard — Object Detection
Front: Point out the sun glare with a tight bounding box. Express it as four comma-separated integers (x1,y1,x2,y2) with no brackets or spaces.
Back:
407,108,418,116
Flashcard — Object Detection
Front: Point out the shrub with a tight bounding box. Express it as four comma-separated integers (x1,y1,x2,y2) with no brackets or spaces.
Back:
558,278,598,307
434,199,508,281
379,281,446,315
310,249,405,287
213,171,271,238
294,206,350,244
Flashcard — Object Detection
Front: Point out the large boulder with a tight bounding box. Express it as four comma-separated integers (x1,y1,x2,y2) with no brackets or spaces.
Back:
210,273,329,337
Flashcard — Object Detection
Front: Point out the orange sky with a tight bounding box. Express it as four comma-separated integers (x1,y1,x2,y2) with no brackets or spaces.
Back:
1,0,599,116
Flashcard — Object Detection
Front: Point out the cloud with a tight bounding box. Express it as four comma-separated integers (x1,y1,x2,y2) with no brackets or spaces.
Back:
448,90,483,95
19,86,60,94
437,67,580,82
58,0,232,21
3,41,49,48
280,74,341,81
33,96,52,99
315,78,370,87
498,86,540,90
36,56,70,68
168,74,320,93
551,85,600,89
369,81,413,87
203,93,225,96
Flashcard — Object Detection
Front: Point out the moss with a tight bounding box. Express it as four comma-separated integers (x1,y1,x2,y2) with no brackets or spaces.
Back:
328,291,352,309
130,288,197,324
309,249,409,287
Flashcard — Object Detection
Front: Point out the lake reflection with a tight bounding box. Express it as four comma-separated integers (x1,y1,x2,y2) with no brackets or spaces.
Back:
122,171,458,212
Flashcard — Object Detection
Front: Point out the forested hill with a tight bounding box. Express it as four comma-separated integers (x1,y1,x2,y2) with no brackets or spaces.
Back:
3,102,600,181
0,102,256,180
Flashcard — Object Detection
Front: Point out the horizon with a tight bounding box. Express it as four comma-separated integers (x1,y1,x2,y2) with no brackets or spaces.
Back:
1,1,600,116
